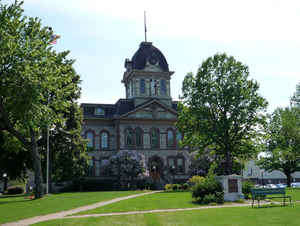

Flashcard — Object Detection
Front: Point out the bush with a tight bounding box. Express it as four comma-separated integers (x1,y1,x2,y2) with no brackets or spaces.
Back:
191,176,223,204
188,175,205,185
182,183,189,190
202,194,216,204
172,184,179,191
6,186,24,195
242,180,254,199
165,184,172,191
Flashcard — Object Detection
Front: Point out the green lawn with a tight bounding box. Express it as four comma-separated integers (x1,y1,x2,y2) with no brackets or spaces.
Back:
74,191,203,215
286,188,300,200
75,188,300,216
0,190,145,224
33,203,300,226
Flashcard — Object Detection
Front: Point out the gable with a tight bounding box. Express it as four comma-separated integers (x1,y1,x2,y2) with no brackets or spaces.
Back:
120,100,177,120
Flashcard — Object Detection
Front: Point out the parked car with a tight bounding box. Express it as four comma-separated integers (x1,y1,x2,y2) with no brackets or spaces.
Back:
265,184,277,188
275,184,287,188
291,182,300,188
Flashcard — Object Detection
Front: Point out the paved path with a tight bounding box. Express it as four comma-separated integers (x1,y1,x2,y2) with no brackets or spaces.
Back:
2,191,161,226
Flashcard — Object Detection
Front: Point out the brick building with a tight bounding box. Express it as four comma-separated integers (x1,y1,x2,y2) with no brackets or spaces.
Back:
81,42,190,184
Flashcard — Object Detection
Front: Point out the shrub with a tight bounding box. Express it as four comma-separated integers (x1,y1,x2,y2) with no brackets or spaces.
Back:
242,180,254,199
188,175,205,185
191,173,223,204
182,183,189,190
202,194,216,204
172,184,179,191
165,184,172,191
6,186,24,195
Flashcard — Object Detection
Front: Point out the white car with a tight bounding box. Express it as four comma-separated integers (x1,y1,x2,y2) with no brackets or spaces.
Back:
291,182,300,188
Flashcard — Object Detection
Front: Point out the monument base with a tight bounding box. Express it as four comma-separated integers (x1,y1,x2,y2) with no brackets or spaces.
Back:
216,174,244,201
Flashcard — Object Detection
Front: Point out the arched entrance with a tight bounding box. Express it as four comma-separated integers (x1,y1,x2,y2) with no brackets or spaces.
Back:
148,155,164,182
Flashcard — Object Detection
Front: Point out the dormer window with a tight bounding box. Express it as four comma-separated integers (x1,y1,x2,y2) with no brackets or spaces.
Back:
95,107,104,116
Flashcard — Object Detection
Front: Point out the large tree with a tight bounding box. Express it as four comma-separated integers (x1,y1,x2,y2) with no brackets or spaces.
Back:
0,1,81,198
177,53,268,175
258,107,300,187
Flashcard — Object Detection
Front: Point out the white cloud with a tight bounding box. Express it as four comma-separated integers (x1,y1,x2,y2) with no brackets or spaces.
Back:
24,0,300,40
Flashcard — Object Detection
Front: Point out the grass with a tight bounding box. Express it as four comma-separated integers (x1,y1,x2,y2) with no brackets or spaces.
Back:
75,188,300,216
0,190,146,224
33,203,300,226
74,191,199,215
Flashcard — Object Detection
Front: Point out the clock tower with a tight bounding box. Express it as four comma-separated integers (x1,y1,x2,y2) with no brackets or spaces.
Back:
122,42,174,107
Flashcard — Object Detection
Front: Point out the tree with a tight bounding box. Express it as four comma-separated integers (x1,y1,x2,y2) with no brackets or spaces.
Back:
0,131,32,181
0,1,81,198
177,53,268,175
40,104,89,185
258,107,300,187
102,150,145,189
291,83,300,108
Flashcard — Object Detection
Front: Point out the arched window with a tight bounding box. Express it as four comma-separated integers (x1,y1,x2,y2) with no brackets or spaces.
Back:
135,128,143,148
125,128,134,146
86,131,94,148
151,128,160,148
100,131,109,149
167,129,175,147
160,80,167,95
140,79,145,94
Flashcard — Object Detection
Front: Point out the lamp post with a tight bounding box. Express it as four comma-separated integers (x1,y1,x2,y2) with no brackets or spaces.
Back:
3,173,7,192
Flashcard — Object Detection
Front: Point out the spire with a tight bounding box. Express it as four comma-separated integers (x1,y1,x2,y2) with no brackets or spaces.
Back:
144,11,147,42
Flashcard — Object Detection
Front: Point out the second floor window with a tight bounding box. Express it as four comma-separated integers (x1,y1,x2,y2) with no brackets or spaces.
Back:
125,128,134,146
151,128,160,148
86,131,94,148
167,129,175,147
101,131,109,149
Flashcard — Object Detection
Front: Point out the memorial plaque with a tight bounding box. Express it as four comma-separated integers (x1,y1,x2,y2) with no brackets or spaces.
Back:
228,179,238,193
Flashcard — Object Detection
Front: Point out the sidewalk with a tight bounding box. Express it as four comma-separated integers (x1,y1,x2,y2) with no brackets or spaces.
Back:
2,191,161,226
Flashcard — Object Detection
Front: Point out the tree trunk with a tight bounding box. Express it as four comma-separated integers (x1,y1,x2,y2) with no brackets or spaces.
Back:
225,146,232,175
30,129,44,199
286,173,292,187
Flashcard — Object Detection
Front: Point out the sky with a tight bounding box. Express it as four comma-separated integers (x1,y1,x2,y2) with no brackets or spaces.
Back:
5,0,300,112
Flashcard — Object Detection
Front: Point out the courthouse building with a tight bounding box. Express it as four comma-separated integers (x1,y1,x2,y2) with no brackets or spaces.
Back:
81,41,190,183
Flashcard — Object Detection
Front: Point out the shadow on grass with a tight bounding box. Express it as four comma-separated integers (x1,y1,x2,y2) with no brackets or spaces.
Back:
0,199,33,205
251,203,293,209
0,194,25,199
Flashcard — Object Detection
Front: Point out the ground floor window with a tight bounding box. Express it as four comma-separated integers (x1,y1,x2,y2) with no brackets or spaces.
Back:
167,156,185,174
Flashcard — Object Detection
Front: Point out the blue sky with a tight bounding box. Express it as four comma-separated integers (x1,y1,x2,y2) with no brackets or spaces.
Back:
6,0,300,112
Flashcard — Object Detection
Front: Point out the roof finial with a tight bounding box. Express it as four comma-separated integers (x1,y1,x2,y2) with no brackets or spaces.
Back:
144,11,147,42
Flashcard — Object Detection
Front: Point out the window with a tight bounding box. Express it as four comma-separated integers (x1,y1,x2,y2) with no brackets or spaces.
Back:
167,156,185,174
125,128,134,146
86,131,94,148
177,158,184,173
101,131,109,149
151,128,160,148
88,159,94,176
94,107,105,116
140,79,145,94
167,129,175,147
160,80,167,95
135,128,143,147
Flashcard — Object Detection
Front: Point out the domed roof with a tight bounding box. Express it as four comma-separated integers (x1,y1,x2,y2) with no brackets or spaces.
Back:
131,42,169,72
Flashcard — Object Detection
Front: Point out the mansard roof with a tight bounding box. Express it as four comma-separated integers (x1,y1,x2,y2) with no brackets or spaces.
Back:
127,42,169,72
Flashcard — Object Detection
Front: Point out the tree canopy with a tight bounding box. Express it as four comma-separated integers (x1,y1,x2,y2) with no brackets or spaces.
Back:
258,107,300,187
0,1,83,198
177,53,268,175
